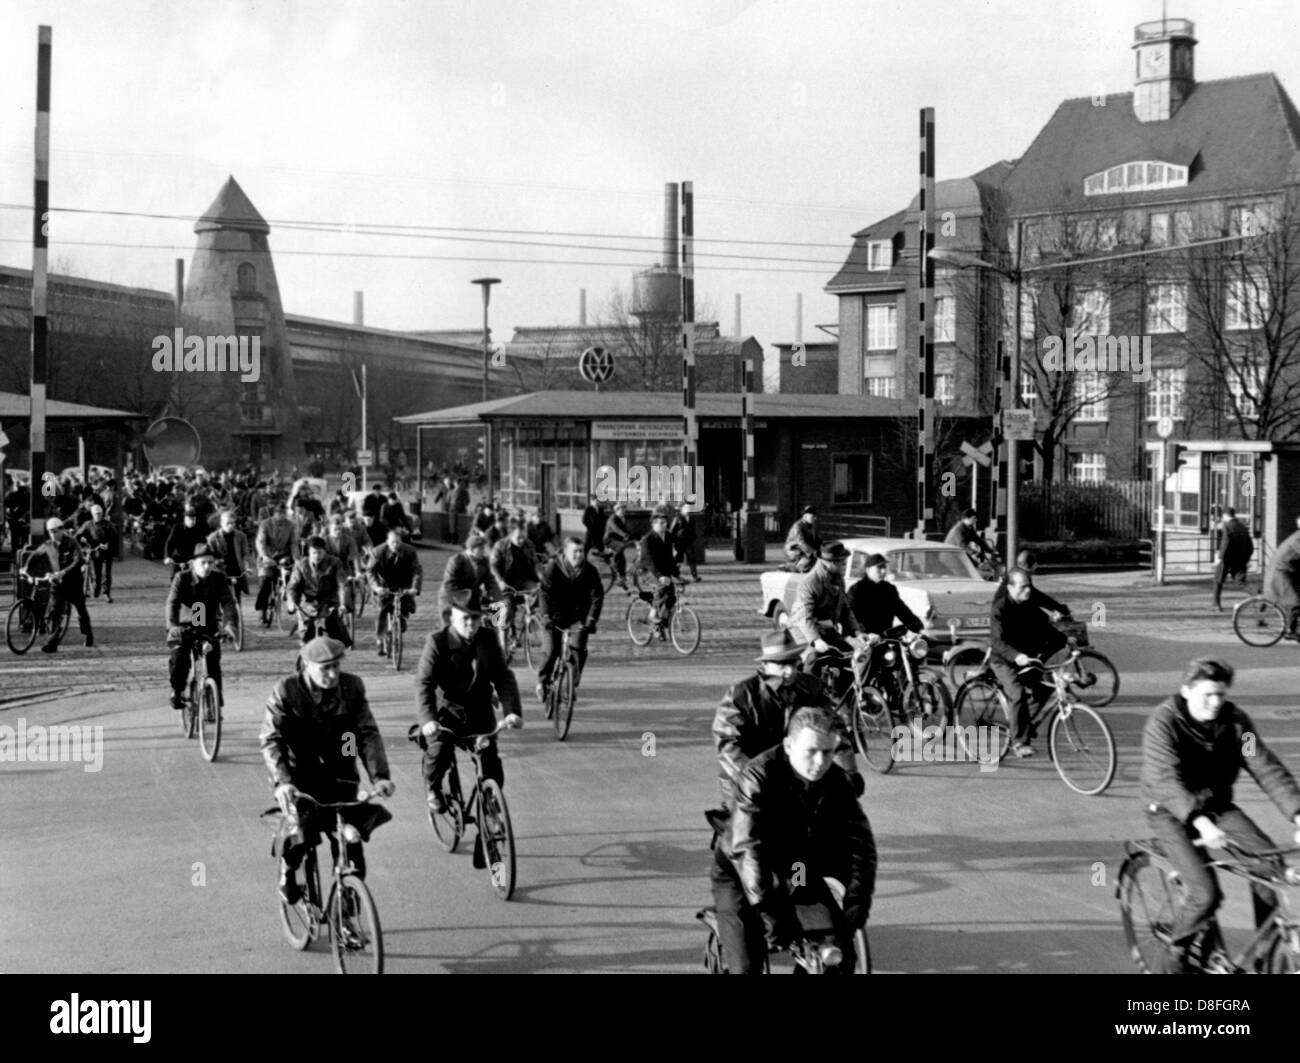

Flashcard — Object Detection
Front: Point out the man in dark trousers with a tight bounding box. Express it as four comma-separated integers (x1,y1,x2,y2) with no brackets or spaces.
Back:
1141,657,1300,972
602,501,632,589
23,516,93,653
165,543,237,708
581,495,606,557
76,502,118,602
414,587,523,866
1213,507,1254,611
784,506,820,573
437,532,500,626
846,552,923,638
535,536,604,703
988,567,1068,759
636,506,680,629
670,501,700,582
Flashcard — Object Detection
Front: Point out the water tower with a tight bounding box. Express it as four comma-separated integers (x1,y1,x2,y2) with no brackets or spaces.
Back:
631,183,683,321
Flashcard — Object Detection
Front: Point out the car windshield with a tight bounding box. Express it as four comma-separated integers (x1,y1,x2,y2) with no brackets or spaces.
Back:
888,548,981,581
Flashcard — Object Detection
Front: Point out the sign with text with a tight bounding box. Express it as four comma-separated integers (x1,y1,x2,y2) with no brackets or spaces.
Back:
1001,410,1035,441
591,421,686,441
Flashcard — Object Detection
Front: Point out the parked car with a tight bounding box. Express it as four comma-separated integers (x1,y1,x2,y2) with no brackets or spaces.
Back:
758,537,995,654
59,464,114,483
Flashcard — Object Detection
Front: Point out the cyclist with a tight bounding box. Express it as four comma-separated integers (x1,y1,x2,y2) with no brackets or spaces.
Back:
635,506,680,632
713,630,863,817
165,543,237,711
490,518,541,642
1140,656,1300,973
254,504,299,619
260,636,396,904
526,510,557,558
164,503,208,576
992,549,1071,620
414,587,523,867
368,525,423,655
847,552,923,638
783,505,821,573
670,501,701,582
76,502,118,602
989,567,1069,759
944,508,993,568
710,706,876,974
359,511,389,551
287,535,350,646
602,501,632,589
581,495,606,557
1213,507,1254,611
206,508,251,598
323,513,365,616
792,541,854,666
437,531,500,627
22,515,94,653
535,535,604,704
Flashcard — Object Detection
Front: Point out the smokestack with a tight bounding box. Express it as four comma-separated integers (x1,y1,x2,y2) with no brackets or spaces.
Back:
580,288,587,326
795,293,803,343
353,291,364,326
663,182,679,269
174,258,184,316
734,293,742,337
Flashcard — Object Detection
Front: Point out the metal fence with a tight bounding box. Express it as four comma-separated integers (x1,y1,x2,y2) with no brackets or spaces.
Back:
1019,480,1151,540
701,509,891,544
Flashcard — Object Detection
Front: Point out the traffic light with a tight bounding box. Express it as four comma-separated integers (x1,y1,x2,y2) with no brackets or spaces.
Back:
1164,441,1186,473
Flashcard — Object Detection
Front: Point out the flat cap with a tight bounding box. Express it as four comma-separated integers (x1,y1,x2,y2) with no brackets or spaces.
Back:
300,636,347,665
819,540,850,560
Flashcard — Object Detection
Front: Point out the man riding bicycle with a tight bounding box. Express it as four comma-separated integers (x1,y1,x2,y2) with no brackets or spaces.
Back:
636,507,679,629
783,505,821,574
710,706,876,974
414,587,523,868
792,541,855,668
368,525,423,655
254,504,299,617
1141,656,1300,973
164,503,208,575
945,508,994,568
22,515,94,653
165,543,237,711
601,501,632,590
260,636,396,904
323,513,365,616
536,536,604,704
989,567,1069,759
437,531,500,627
490,518,541,641
287,535,350,647
206,508,251,598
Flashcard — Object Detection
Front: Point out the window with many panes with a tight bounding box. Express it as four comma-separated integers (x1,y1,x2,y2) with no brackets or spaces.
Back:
1145,367,1186,420
1074,288,1110,335
1226,273,1269,330
865,375,896,398
934,295,955,343
866,304,897,350
1019,369,1037,412
867,240,892,271
1226,358,1264,421
1149,212,1170,246
1071,452,1106,483
1073,372,1108,421
1229,203,1276,238
934,373,955,405
1146,282,1187,333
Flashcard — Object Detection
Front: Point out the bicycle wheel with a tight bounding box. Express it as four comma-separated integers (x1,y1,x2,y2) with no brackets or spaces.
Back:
704,924,724,974
1065,650,1119,707
1233,596,1287,648
554,659,576,741
277,854,316,951
83,563,93,599
1118,849,1185,974
55,599,72,642
849,685,896,775
1049,702,1116,796
331,873,383,974
392,615,404,671
825,878,871,974
670,604,701,655
356,579,370,618
6,599,38,654
945,644,989,690
429,769,464,853
479,780,516,901
626,597,654,646
904,671,951,730
278,590,294,634
342,605,354,645
198,678,222,762
1266,936,1300,973
953,678,1011,762
523,614,544,672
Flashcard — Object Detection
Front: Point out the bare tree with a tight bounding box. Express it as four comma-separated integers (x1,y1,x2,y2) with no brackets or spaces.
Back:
593,285,720,392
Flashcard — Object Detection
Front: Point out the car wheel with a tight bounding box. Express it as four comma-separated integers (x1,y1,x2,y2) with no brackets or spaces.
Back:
773,606,790,631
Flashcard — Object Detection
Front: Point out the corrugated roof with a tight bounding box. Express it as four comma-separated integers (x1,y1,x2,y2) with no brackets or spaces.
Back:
396,390,903,425
1003,75,1300,214
0,391,147,422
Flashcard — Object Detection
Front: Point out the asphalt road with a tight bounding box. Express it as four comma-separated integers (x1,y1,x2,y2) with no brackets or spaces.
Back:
3,551,1298,973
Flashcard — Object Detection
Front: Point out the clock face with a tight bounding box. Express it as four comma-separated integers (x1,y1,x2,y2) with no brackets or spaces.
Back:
1142,46,1167,75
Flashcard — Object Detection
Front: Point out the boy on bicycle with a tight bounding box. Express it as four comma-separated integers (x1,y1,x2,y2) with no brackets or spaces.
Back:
287,535,350,646
536,536,603,704
1141,656,1300,973
636,507,679,630
368,525,423,655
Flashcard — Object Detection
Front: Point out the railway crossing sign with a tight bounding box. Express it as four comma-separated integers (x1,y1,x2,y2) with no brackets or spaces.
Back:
961,440,994,468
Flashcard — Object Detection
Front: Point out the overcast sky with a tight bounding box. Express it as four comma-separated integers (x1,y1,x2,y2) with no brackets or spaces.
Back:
2,0,1296,372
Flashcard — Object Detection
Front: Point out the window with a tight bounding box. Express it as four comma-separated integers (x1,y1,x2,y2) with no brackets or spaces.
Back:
1071,452,1106,483
1230,203,1276,238
865,375,896,398
934,373,955,405
1146,282,1187,333
832,454,873,504
1226,273,1269,330
1019,283,1038,340
866,305,897,350
1019,369,1037,411
1073,371,1108,421
1074,288,1110,335
1227,358,1264,421
866,240,892,271
1149,212,1169,246
1084,160,1188,196
1145,367,1186,420
934,295,955,343
1173,210,1193,245
237,262,257,291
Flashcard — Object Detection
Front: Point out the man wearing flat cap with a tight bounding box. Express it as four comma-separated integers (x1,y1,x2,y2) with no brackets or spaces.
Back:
791,540,855,662
784,506,821,574
847,553,924,640
414,586,523,867
436,531,499,628
260,636,396,904
22,515,94,653
165,542,237,710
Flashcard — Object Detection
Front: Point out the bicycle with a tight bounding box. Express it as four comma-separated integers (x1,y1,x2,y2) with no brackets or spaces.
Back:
341,573,368,644
590,544,633,594
497,588,543,670
409,717,520,901
6,573,71,654
375,586,413,671
951,650,1117,795
1117,838,1300,974
1232,594,1297,648
543,626,582,741
220,571,246,652
945,630,1118,708
178,628,229,762
697,876,871,974
293,600,347,647
259,787,387,974
626,577,701,654
259,560,292,630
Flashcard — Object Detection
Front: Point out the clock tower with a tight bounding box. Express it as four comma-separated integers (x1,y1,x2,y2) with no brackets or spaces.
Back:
1132,17,1196,122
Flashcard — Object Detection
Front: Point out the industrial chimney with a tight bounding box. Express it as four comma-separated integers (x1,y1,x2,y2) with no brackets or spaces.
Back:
631,183,683,321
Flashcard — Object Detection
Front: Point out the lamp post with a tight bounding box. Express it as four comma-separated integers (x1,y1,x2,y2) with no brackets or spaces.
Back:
471,277,500,506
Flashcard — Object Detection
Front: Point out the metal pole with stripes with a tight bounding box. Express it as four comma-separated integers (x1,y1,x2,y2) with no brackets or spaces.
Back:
742,357,755,508
915,107,936,540
991,337,1007,549
29,25,52,544
680,180,696,481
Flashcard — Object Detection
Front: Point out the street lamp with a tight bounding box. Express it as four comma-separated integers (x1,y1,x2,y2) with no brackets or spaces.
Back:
471,277,500,507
